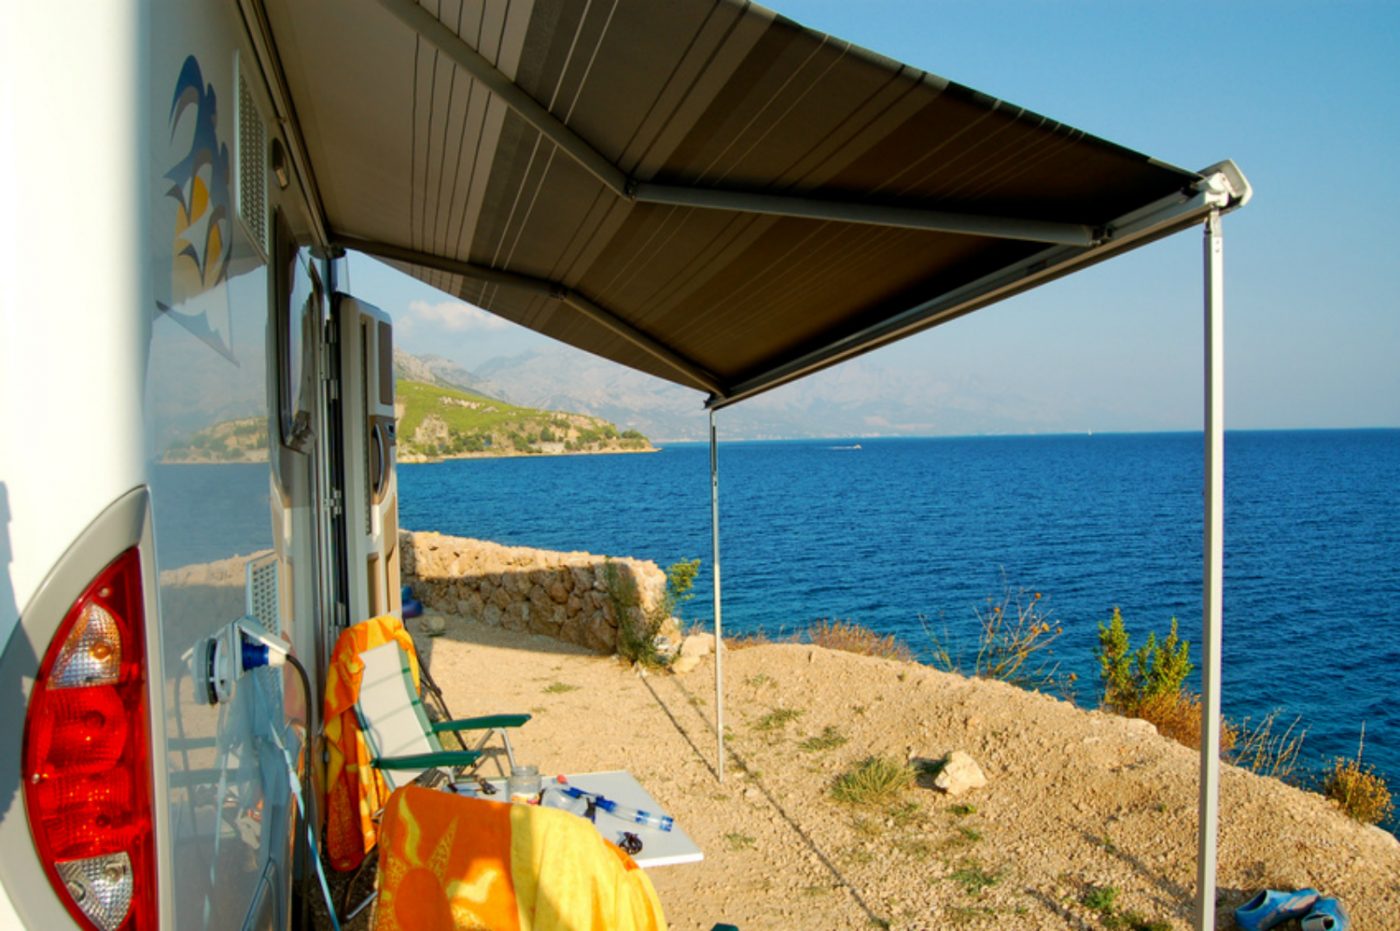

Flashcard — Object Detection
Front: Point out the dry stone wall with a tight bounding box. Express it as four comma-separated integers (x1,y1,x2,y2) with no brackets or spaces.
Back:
400,530,679,654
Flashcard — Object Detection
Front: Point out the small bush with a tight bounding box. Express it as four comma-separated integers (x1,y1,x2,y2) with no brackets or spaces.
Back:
1323,724,1394,825
1133,689,1238,754
809,620,912,661
1097,608,1191,710
1096,609,1236,753
607,557,698,669
831,756,915,807
605,560,664,667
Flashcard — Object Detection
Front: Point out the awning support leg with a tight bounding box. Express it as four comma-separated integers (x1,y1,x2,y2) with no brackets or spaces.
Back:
710,410,725,783
1195,208,1225,931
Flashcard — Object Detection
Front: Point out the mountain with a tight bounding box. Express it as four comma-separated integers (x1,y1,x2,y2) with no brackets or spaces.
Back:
395,379,652,461
392,350,501,399
470,345,1084,441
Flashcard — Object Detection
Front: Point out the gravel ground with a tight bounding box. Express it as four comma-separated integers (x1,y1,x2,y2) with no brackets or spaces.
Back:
317,614,1399,930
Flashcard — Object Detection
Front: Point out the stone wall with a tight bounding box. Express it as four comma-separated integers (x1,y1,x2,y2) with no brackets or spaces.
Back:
400,530,679,654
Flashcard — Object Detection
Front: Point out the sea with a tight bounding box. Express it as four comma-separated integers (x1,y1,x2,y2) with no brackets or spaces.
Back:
398,429,1400,829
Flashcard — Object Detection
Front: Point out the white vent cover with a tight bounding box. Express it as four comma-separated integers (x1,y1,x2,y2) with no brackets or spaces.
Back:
245,553,281,635
234,54,269,259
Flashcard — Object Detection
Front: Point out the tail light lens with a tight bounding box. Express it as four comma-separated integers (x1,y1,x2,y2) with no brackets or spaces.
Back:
23,548,156,930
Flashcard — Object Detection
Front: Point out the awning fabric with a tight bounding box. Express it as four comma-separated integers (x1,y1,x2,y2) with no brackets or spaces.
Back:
263,0,1247,406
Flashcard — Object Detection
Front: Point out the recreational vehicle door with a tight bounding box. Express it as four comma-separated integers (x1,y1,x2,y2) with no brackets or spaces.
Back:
335,295,402,626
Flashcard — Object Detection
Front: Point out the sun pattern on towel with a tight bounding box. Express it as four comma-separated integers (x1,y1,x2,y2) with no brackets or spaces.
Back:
376,793,515,931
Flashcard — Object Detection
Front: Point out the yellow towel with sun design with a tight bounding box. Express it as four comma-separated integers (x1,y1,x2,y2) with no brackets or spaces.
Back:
373,785,667,931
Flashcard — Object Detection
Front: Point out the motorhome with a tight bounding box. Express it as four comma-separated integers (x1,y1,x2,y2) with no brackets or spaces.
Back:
1,1,1247,929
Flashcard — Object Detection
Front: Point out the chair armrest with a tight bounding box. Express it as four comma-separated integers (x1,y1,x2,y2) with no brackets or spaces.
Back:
373,749,482,770
432,713,532,733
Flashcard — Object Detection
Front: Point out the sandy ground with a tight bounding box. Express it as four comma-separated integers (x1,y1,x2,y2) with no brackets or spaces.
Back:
327,615,1399,930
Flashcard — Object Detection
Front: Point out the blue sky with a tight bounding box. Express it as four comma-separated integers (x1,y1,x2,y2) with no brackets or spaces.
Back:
350,0,1400,432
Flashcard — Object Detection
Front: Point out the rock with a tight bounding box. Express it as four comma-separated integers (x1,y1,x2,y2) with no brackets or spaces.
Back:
681,633,715,658
933,751,987,796
671,653,703,674
419,615,447,637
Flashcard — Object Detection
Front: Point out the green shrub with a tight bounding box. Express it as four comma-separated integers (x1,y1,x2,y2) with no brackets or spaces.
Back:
665,559,700,618
1095,609,1240,753
607,557,700,669
1096,609,1192,710
605,560,661,667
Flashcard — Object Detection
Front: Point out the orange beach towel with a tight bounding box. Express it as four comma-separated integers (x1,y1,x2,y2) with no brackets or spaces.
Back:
373,785,667,931
324,614,421,871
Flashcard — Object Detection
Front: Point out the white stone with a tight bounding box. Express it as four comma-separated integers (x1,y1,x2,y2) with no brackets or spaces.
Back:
419,615,447,637
671,653,703,675
681,633,715,658
933,750,987,796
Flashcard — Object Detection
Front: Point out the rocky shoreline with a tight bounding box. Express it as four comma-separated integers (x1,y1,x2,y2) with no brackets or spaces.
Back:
397,444,659,464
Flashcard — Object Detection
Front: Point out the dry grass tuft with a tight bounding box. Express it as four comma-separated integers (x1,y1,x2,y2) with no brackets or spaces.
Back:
1230,710,1308,781
808,620,913,661
831,755,915,807
752,707,803,732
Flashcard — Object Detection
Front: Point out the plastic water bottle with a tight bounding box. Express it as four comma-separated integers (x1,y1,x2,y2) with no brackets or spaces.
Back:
552,778,674,832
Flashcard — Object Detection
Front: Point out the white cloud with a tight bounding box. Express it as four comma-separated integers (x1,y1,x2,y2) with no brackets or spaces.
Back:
407,299,508,332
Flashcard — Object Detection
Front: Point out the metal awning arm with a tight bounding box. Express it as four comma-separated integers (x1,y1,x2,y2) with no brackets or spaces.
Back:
709,162,1252,410
336,235,727,396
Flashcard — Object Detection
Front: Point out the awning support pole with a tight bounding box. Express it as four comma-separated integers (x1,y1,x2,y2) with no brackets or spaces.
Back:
1195,208,1225,931
710,409,725,783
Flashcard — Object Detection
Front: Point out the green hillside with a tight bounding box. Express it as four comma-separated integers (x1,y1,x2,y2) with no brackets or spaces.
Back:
396,380,651,459
163,416,269,463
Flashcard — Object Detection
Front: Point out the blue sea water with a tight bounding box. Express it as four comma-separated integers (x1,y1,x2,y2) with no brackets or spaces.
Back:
399,430,1400,824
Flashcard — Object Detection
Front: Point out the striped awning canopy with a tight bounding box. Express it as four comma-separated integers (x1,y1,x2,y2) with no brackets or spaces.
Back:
263,0,1248,406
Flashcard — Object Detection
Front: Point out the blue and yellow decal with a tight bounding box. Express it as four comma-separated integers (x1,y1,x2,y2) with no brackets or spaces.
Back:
157,55,234,361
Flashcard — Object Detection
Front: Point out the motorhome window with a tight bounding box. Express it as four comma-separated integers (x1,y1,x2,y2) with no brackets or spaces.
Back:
274,213,319,452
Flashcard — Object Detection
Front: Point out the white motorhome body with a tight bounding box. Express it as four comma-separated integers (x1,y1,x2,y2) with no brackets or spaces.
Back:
3,0,1247,928
2,3,398,928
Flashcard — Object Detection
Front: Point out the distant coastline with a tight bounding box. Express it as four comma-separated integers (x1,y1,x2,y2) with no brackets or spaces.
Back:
399,444,659,464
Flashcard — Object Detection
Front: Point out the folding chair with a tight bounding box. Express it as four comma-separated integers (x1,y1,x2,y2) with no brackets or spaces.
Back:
354,640,531,789
339,639,532,921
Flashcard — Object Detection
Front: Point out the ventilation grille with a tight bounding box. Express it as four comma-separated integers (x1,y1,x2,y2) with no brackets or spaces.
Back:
245,554,281,635
236,57,269,258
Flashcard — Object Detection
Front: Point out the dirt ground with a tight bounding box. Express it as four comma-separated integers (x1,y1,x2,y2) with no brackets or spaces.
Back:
322,614,1399,930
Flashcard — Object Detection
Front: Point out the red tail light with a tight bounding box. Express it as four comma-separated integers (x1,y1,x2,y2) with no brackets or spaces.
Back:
23,547,156,930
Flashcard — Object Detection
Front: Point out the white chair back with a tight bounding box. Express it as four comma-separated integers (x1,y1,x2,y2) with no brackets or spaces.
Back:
355,642,438,790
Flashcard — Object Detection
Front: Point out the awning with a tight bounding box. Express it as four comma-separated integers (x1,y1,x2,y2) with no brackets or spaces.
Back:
257,0,1248,408
250,4,1249,929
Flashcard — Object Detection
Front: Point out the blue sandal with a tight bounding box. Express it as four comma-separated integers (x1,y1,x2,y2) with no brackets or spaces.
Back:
1301,898,1349,931
1234,888,1320,931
